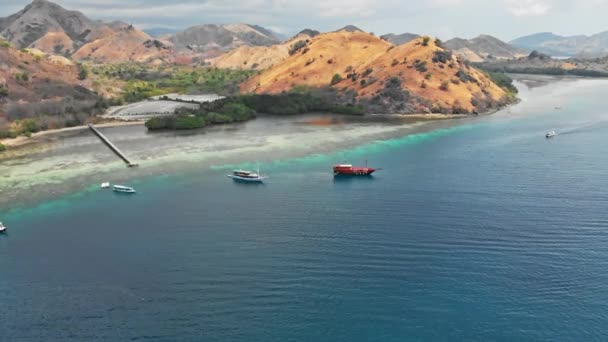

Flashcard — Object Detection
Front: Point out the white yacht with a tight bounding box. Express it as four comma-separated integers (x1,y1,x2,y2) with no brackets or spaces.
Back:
113,185,136,194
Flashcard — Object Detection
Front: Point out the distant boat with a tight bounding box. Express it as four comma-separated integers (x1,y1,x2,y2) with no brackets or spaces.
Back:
0,222,6,233
333,163,377,176
101,182,111,189
113,185,136,194
546,131,556,138
228,165,266,183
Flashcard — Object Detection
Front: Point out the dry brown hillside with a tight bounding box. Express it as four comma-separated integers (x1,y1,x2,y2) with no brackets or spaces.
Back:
0,41,99,131
212,33,315,70
241,33,508,114
241,31,391,93
72,25,172,63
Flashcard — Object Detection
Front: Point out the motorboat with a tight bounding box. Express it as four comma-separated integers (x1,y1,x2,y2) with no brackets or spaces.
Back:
0,222,6,233
228,166,266,183
546,131,556,138
101,182,111,189
113,185,136,194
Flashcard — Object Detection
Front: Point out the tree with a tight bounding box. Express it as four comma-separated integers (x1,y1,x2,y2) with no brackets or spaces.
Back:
330,74,343,85
422,36,430,46
78,65,89,80
289,40,307,55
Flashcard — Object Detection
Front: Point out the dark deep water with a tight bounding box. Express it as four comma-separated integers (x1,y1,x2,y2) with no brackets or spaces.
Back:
2,76,608,341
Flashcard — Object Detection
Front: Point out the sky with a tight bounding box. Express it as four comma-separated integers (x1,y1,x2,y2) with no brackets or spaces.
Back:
0,0,607,41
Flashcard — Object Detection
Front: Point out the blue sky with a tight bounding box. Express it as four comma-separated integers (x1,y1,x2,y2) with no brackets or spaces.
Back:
1,0,607,41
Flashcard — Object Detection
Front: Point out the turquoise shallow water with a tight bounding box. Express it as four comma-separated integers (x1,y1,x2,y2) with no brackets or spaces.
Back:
2,76,608,341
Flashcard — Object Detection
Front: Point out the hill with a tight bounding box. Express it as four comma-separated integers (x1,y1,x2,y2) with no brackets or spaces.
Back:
0,0,174,63
335,25,365,33
241,33,509,114
445,35,526,62
0,0,98,51
511,31,608,58
381,33,419,45
0,39,100,137
211,31,317,70
168,24,281,55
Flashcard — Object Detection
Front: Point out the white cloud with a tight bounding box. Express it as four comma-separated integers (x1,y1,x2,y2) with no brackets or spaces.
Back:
505,0,552,16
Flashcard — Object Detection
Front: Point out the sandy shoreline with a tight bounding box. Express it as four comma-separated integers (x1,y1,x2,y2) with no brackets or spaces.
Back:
0,113,469,150
0,120,144,148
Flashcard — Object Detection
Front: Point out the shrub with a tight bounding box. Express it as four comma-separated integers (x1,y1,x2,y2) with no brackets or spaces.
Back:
0,143,5,152
207,112,235,124
0,85,8,97
362,68,374,77
15,72,29,82
422,36,430,46
420,81,427,88
219,102,256,120
434,38,443,48
145,117,172,130
330,74,343,85
424,73,432,80
174,115,206,130
391,59,399,67
360,79,367,87
413,60,427,72
455,69,475,83
0,41,10,48
78,65,89,80
432,50,452,64
289,40,307,55
439,81,450,91
487,72,517,94
386,77,402,88
366,77,378,86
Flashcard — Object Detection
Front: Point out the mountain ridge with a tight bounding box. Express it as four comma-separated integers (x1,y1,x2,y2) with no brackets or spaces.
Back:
511,31,608,58
445,35,526,62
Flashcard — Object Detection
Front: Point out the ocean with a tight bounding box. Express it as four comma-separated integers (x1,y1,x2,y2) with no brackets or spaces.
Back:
1,75,608,341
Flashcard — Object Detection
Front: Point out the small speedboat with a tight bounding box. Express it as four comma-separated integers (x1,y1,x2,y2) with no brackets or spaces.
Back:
0,222,7,233
101,182,111,189
546,131,556,138
113,185,136,194
228,168,266,183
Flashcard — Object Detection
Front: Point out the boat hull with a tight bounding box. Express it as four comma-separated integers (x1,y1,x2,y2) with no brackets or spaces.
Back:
112,185,136,194
333,166,376,176
228,175,265,182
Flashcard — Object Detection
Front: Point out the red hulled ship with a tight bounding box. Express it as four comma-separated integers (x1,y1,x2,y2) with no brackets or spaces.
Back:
333,164,376,176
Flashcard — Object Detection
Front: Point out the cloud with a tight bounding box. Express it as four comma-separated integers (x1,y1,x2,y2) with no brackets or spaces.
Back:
505,0,552,16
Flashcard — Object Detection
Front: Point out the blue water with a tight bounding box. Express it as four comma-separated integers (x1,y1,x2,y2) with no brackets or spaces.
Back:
2,77,608,341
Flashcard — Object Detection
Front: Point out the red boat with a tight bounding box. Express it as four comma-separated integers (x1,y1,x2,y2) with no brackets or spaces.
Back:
333,164,376,176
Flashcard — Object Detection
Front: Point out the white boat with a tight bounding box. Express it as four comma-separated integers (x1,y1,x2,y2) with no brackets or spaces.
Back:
0,222,6,233
228,165,266,183
101,182,111,189
546,131,556,138
113,185,136,194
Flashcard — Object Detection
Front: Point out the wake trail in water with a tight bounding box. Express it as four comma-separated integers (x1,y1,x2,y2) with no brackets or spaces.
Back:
556,120,608,135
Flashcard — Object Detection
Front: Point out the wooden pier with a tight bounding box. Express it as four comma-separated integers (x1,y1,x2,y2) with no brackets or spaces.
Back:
88,124,138,167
